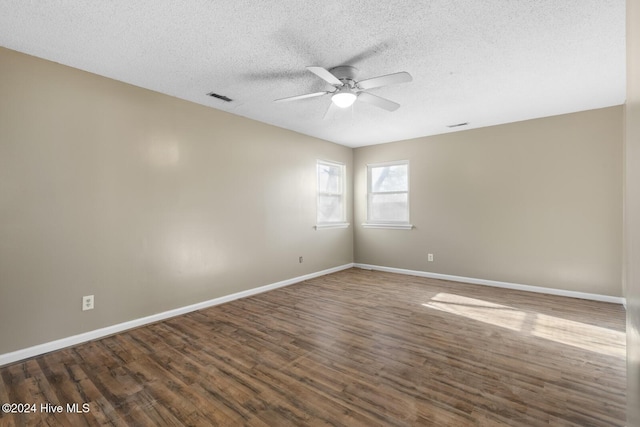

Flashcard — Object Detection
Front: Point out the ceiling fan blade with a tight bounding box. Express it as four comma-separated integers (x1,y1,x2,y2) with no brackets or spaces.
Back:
274,91,329,103
306,66,343,86
357,71,412,90
357,92,400,111
323,101,338,120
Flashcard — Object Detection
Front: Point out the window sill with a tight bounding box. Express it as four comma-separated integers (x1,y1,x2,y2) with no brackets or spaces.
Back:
314,223,350,230
362,223,414,230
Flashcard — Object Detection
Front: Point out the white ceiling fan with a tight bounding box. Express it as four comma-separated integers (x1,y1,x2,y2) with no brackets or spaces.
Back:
274,65,412,113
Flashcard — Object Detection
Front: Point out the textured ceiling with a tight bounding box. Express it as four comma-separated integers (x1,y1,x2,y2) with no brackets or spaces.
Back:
0,0,626,147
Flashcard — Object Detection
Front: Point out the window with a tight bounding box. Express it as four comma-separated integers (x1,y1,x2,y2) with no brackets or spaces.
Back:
316,160,348,228
365,160,412,229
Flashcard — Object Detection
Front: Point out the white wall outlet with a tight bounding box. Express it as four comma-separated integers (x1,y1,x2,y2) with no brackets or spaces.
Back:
428,253,434,262
299,256,303,263
82,295,94,311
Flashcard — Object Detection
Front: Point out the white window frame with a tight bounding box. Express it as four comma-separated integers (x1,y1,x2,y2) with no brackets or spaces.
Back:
315,160,349,229
364,160,413,229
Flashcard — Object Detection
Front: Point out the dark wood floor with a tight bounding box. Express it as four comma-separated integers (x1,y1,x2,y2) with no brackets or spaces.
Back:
0,268,627,426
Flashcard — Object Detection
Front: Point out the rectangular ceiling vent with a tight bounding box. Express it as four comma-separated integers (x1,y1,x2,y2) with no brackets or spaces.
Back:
206,92,233,102
447,122,469,128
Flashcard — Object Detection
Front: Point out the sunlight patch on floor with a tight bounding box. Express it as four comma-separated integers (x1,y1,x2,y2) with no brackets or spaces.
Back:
422,293,625,358
423,293,526,332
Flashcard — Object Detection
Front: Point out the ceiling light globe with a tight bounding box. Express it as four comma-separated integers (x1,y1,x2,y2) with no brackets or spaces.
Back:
332,91,357,108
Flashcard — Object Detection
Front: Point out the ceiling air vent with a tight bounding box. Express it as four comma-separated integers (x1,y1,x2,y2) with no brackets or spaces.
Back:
206,92,233,102
447,122,468,128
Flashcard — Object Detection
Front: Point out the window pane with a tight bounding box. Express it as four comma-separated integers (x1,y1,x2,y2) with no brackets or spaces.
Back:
318,164,342,194
369,193,408,222
318,194,343,223
371,164,408,192
317,161,345,224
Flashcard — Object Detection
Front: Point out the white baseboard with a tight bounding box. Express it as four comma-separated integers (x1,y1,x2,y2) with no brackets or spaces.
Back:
355,263,626,305
0,263,355,367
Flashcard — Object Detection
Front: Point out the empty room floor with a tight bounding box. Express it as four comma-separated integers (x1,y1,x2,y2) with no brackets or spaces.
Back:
0,268,627,426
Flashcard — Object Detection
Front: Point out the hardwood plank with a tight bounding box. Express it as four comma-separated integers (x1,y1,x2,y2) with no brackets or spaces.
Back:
0,268,626,426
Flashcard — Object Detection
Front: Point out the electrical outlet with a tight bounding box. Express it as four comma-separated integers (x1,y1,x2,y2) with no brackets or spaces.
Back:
299,256,303,263
82,295,94,311
428,253,434,262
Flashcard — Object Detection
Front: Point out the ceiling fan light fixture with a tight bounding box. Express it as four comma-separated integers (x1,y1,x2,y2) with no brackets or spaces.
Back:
331,88,357,108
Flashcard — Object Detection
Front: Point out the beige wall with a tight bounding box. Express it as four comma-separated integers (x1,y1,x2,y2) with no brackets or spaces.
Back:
354,107,623,297
0,47,353,354
625,0,640,424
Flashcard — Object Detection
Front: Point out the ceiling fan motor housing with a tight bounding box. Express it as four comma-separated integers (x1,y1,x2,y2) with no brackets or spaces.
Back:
330,66,358,87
